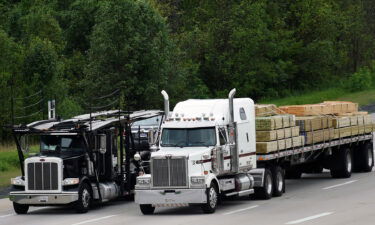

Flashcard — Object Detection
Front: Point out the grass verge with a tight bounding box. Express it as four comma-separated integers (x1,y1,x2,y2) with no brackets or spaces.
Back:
0,169,20,188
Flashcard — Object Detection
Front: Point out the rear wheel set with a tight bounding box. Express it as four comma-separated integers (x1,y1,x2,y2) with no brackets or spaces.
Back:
330,147,352,178
353,142,374,172
254,166,285,200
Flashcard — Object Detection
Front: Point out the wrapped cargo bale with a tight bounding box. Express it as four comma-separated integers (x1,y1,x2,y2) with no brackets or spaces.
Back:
334,126,363,139
336,111,368,116
255,115,295,131
256,139,286,154
334,123,375,139
278,104,333,116
285,136,305,149
255,104,277,116
323,101,358,114
356,114,373,125
301,128,334,145
296,116,333,131
365,124,375,133
256,126,300,142
332,117,351,128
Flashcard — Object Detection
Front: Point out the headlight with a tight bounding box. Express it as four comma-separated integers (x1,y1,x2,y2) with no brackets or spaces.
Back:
62,178,80,186
136,177,151,189
190,176,206,188
11,177,25,186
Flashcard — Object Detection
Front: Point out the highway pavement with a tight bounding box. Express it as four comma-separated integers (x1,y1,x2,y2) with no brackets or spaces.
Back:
1,169,375,225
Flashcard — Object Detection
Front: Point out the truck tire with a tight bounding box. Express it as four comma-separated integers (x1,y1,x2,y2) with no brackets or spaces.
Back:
140,204,155,215
330,147,352,178
356,142,374,172
13,202,29,214
272,166,285,197
254,169,273,200
76,183,92,213
201,183,218,214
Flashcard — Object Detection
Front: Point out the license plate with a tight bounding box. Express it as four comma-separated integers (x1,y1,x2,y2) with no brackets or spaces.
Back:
38,196,48,202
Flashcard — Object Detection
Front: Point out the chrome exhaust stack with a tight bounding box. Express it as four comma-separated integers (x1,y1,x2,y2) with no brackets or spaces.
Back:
228,88,239,173
228,88,236,123
161,90,170,119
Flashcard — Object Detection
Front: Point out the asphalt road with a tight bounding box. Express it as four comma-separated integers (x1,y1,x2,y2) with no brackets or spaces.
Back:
0,169,375,225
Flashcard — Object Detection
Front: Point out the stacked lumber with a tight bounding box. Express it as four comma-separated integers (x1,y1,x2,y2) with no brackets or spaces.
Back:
256,114,304,153
256,136,305,154
255,104,277,116
256,126,299,142
278,101,374,143
255,115,295,131
296,116,332,131
323,101,358,114
278,101,358,116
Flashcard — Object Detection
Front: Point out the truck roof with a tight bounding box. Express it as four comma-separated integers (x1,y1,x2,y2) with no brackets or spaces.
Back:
164,98,254,127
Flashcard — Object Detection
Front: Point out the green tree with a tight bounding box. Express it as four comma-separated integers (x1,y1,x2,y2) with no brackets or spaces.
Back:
85,0,175,109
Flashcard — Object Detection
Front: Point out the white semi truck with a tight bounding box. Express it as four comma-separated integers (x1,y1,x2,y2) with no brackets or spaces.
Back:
134,89,374,214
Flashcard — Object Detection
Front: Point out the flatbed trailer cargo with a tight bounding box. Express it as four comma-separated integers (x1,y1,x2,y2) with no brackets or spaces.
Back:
135,89,374,214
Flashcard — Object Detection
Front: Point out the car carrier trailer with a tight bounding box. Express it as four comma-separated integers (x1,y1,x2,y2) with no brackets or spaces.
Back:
6,89,164,214
134,89,374,214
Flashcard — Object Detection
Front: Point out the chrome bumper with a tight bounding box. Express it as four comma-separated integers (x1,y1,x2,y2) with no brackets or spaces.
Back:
135,189,207,205
9,191,79,205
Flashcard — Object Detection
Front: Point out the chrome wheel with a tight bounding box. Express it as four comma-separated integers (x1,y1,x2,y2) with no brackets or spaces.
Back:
368,149,373,167
277,172,283,192
346,153,352,173
82,189,90,208
266,174,272,195
209,187,218,208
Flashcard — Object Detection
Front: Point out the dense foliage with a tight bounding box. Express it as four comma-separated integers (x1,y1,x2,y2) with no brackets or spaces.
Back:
1,0,375,141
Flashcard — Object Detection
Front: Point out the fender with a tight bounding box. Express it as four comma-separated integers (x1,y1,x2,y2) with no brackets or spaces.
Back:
205,173,221,193
78,176,91,189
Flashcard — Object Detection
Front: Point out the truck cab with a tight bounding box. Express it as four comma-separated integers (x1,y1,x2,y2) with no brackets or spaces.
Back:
135,89,266,214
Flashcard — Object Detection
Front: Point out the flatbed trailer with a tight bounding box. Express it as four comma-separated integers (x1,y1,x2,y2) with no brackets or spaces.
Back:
257,133,373,161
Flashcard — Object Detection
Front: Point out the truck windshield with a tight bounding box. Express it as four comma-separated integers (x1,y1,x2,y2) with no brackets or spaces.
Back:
133,116,161,126
161,127,216,147
40,136,84,152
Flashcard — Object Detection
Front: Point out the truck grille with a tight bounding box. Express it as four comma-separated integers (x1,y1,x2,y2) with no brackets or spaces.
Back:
27,162,59,190
152,157,187,187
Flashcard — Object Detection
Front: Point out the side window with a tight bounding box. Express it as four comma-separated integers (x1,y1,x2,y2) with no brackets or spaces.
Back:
239,107,247,120
218,128,227,145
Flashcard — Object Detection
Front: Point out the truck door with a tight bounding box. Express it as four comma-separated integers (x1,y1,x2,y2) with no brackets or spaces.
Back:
218,127,231,172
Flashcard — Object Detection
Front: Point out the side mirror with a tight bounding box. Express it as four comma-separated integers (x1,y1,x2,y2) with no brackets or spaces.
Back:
148,129,157,145
99,135,106,154
20,135,30,154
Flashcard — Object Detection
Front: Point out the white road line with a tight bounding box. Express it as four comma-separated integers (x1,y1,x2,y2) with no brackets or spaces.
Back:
71,215,118,225
285,212,334,224
222,205,259,215
0,213,15,218
322,180,358,190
